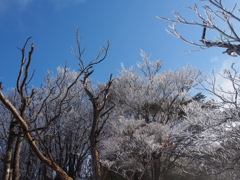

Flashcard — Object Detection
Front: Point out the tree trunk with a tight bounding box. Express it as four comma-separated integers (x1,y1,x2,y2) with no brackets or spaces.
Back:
53,164,74,180
12,134,23,180
90,137,101,180
102,166,108,180
25,150,34,180
153,161,161,180
152,153,161,180
89,110,102,180
3,135,15,180
3,121,17,180
85,87,103,180
0,91,73,180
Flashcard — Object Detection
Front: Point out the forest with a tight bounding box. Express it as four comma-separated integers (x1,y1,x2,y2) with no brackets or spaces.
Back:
1,0,240,180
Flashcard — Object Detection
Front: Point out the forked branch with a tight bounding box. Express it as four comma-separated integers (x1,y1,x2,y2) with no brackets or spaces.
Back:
157,0,240,56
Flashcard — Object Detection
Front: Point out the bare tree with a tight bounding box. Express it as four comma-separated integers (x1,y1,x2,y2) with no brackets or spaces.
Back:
0,29,112,180
157,0,240,56
72,28,114,180
0,37,80,180
1,38,35,180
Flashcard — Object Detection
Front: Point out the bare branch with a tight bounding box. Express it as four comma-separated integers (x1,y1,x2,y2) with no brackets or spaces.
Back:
158,0,240,56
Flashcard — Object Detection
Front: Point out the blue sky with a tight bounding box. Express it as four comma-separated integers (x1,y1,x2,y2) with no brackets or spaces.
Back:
0,0,238,90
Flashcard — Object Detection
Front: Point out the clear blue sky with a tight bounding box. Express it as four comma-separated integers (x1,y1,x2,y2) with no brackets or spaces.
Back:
0,0,237,89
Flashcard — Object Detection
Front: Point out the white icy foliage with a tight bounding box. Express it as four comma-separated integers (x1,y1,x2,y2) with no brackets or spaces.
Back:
178,100,240,174
101,116,173,171
100,53,201,179
103,60,240,177
112,55,199,124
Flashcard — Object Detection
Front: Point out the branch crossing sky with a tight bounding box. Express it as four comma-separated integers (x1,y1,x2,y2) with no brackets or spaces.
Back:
0,0,238,91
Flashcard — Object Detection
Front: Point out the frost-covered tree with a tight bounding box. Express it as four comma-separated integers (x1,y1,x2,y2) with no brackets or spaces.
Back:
109,51,199,124
174,63,240,179
0,48,86,179
0,89,21,180
110,51,199,124
158,0,240,56
100,51,200,180
101,116,183,180
157,1,240,178
26,67,92,179
0,29,112,180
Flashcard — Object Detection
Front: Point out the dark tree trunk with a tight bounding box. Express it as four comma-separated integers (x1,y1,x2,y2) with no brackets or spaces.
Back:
3,135,15,180
89,109,102,180
152,153,161,180
3,121,17,180
12,134,23,180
